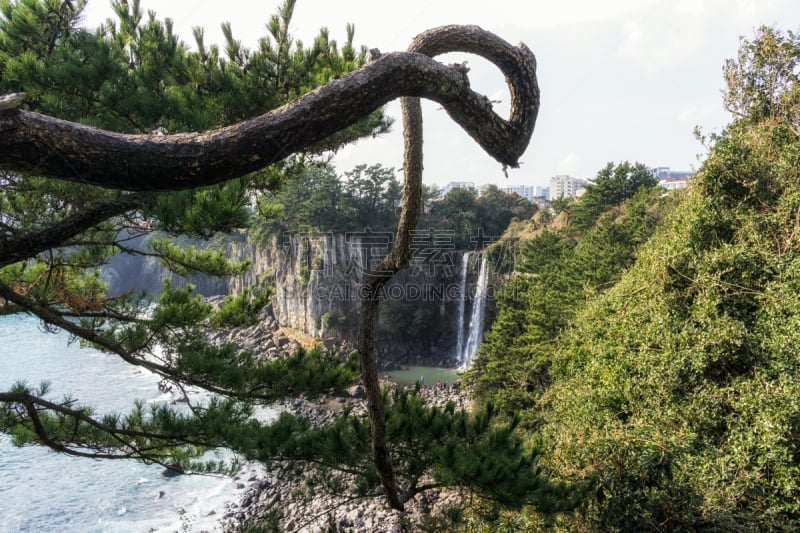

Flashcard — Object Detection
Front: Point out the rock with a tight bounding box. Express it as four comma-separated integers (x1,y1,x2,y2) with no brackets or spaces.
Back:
348,384,365,398
329,388,350,398
224,384,473,532
160,466,184,478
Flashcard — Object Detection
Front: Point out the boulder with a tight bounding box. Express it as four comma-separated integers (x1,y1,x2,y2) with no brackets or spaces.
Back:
160,466,184,478
347,384,365,398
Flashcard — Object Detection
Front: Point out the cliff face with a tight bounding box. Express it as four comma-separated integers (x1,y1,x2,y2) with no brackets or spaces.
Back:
226,232,365,339
104,231,490,367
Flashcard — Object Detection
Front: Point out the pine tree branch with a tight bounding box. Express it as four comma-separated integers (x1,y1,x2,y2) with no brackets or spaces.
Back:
0,279,173,373
0,26,537,192
0,280,263,400
0,279,355,403
0,25,540,511
0,390,218,460
0,194,143,268
355,24,538,512
55,309,148,323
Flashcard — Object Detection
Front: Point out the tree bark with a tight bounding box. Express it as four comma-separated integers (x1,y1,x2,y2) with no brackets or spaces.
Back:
355,25,539,510
0,24,539,510
0,27,537,192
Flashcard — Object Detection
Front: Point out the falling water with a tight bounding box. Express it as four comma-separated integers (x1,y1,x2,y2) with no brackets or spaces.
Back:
454,251,471,365
460,253,489,369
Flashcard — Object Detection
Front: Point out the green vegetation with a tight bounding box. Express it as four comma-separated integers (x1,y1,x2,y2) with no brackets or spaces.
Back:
468,25,800,531
255,161,536,245
213,288,273,328
424,184,538,247
6,0,798,528
0,0,569,522
0,0,383,405
221,388,581,512
468,166,670,422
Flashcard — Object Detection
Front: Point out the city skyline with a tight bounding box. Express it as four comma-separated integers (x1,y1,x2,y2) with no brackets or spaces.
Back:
440,163,690,190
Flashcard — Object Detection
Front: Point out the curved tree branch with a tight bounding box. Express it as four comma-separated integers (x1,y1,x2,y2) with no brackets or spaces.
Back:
0,390,219,452
0,279,173,374
0,27,536,191
0,390,230,479
0,25,539,511
0,280,271,401
355,25,539,510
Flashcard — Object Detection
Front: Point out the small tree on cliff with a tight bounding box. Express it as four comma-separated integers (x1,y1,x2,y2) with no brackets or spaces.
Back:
0,0,577,515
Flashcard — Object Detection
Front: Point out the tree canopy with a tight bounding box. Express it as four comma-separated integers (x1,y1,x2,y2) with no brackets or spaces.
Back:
255,162,535,244
0,0,571,521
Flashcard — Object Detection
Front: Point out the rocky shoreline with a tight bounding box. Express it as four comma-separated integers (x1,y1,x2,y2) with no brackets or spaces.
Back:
202,302,472,532
219,384,472,532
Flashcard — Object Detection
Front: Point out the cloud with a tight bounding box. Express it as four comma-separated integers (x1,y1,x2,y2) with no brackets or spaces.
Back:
678,103,722,124
736,0,758,16
675,0,706,16
619,16,706,71
557,153,581,175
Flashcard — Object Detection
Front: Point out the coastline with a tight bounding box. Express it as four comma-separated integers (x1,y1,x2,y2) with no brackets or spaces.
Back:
200,303,474,532
219,384,472,532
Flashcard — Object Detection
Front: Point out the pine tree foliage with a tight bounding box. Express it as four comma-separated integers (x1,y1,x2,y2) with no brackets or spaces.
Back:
253,161,535,243
465,27,800,531
214,388,581,512
0,0,572,520
569,161,658,232
0,0,383,469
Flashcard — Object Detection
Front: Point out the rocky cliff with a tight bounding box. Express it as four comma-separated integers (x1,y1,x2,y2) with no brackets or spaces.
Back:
203,232,364,338
102,231,492,367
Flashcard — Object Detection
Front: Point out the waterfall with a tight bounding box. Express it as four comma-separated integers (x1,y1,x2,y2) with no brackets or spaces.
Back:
454,251,471,365
460,253,489,369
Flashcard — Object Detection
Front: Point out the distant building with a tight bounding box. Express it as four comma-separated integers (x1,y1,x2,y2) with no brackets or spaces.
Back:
654,167,693,190
442,181,475,196
549,175,584,200
440,181,552,203
531,197,551,210
499,184,536,201
476,183,550,202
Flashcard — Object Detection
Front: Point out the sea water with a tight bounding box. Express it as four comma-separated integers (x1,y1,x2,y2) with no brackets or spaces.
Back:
0,314,257,532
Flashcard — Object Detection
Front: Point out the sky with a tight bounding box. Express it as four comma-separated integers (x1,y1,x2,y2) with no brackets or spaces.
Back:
79,0,799,188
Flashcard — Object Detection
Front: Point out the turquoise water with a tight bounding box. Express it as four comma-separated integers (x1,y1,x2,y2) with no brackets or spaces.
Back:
386,366,462,387
0,315,463,531
0,314,251,532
